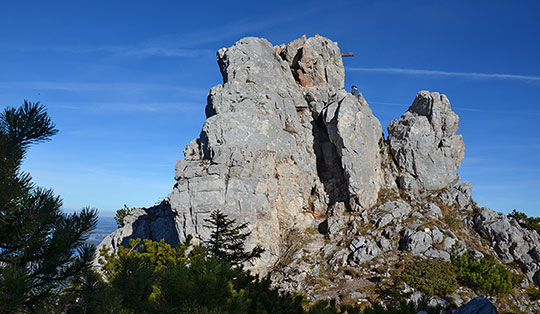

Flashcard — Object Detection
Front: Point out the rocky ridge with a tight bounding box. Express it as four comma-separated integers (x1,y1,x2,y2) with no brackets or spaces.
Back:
98,35,540,313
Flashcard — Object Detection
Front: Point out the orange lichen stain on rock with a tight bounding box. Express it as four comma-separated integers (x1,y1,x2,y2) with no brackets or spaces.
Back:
297,71,314,87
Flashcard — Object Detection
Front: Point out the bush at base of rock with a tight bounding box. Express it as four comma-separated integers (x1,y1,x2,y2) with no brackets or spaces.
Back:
361,299,442,314
527,287,540,301
451,250,518,295
401,259,457,296
305,297,442,314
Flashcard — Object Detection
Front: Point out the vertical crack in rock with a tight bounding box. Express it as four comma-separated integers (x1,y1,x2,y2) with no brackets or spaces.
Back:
311,114,349,210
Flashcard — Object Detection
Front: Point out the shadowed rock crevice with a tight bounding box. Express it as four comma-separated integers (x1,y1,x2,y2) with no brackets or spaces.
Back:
311,114,349,210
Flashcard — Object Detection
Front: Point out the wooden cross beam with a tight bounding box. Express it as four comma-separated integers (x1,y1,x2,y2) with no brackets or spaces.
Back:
341,52,354,57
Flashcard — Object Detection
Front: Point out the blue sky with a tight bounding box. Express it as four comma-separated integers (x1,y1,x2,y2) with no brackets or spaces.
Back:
1,0,539,217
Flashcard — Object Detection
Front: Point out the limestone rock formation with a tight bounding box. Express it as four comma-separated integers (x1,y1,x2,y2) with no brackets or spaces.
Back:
388,90,465,194
98,201,178,253
98,35,540,312
474,207,540,286
158,35,385,274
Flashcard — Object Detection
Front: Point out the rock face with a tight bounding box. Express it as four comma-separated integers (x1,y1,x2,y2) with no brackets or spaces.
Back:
98,201,178,253
164,35,383,274
474,207,540,286
388,91,465,194
98,34,540,311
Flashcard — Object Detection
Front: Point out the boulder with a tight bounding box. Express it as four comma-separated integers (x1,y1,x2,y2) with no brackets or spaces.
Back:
349,236,381,264
400,227,444,255
453,297,499,314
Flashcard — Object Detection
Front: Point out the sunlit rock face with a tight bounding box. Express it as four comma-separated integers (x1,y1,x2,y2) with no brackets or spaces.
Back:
388,91,465,194
168,35,384,274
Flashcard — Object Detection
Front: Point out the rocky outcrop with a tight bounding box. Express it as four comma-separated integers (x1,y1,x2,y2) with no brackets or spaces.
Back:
388,91,465,194
166,35,384,274
98,34,540,312
474,207,540,286
98,201,178,252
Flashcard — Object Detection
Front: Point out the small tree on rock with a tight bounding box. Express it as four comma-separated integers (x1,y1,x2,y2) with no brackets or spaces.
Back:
203,209,264,267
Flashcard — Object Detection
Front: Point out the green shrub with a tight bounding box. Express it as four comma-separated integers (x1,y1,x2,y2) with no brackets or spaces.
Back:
451,250,518,295
0,101,98,312
98,237,205,279
362,297,441,314
401,259,457,296
527,287,540,301
375,279,411,305
114,204,134,227
443,211,463,230
63,211,305,314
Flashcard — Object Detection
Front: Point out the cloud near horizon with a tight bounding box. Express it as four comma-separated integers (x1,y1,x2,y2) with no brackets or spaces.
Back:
347,67,540,83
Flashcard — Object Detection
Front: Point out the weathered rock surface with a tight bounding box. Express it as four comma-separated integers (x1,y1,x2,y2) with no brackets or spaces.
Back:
388,91,465,194
167,35,384,274
98,34,540,311
474,207,540,286
98,201,178,253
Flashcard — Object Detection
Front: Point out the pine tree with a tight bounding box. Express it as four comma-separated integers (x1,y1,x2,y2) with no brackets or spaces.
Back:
0,101,98,312
203,209,264,267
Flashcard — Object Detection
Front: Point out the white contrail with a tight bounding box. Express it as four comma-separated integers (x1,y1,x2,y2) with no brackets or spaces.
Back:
347,67,540,82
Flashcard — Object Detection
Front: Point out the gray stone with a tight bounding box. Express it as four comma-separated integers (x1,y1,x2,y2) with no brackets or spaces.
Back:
439,181,473,208
388,91,465,193
474,207,540,285
450,293,465,307
380,200,413,218
280,35,344,90
409,291,423,304
453,297,498,314
327,216,346,234
424,203,442,219
350,236,381,264
321,91,384,210
423,248,451,261
372,200,413,228
531,247,540,262
401,228,444,255
376,214,393,228
377,237,392,251
312,264,320,276
94,35,540,306
321,243,337,258
428,297,451,308
330,248,349,268
96,202,178,257
349,291,368,299
443,236,459,251
431,228,444,243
